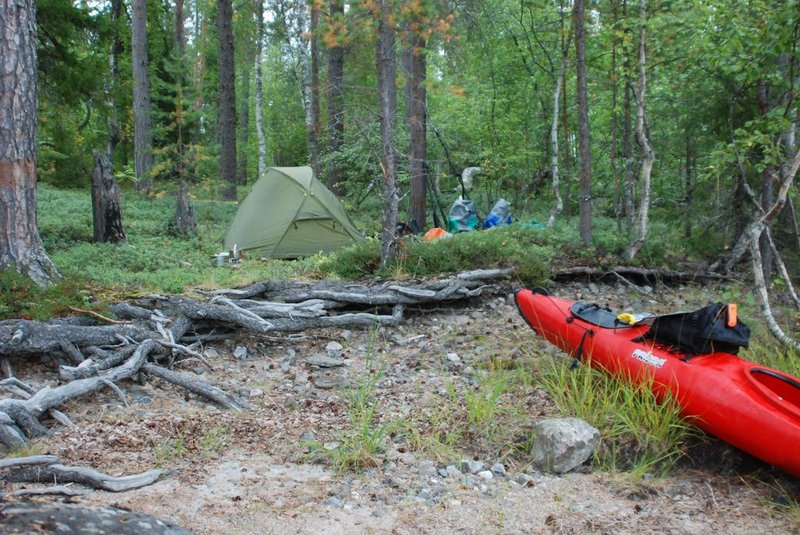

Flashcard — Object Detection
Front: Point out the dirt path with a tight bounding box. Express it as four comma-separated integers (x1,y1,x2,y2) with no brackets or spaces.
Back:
4,282,798,534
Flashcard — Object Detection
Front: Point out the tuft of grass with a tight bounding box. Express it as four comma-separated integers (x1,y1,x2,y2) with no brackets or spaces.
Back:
537,358,694,478
4,441,45,458
0,270,104,320
201,425,231,458
153,432,189,466
305,327,391,472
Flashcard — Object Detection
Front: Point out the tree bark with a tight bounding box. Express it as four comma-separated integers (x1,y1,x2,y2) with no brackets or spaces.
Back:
407,34,428,233
255,0,268,178
327,0,345,195
91,151,126,243
547,31,572,228
610,0,621,232
217,0,237,200
131,0,154,193
573,0,593,245
175,181,197,236
237,60,251,186
377,0,398,266
624,0,655,261
0,0,60,286
304,1,321,177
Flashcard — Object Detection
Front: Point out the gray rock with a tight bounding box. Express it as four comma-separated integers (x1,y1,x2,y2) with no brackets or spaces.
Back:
531,417,600,474
588,282,599,293
515,473,534,487
136,395,152,404
418,460,437,479
300,431,316,442
445,465,462,478
192,367,206,375
460,459,485,474
233,346,248,360
249,388,264,398
391,334,407,346
477,470,493,480
446,352,461,364
469,310,484,320
323,496,343,507
490,463,506,476
340,330,353,341
305,354,345,368
325,341,344,357
313,372,351,390
203,347,220,360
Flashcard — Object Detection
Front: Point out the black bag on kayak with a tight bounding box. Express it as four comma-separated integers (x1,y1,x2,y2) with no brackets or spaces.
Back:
638,303,750,356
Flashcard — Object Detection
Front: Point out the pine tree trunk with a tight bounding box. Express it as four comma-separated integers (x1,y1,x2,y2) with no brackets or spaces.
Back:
255,0,267,178
377,0,398,266
327,0,345,195
131,0,154,193
407,35,427,233
91,151,126,243
574,0,593,245
624,0,655,261
0,0,60,286
217,0,237,200
310,3,321,177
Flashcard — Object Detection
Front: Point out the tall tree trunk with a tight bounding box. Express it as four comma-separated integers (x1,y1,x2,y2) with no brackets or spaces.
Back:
107,0,123,156
610,0,621,232
573,0,593,245
131,0,154,193
91,151,126,243
255,0,268,177
624,0,655,261
217,0,237,200
406,34,427,233
193,4,207,142
377,0,398,266
297,1,319,176
175,0,196,235
559,0,572,218
0,0,60,285
684,133,694,239
237,61,251,186
547,33,572,228
757,80,775,281
622,1,635,231
327,0,345,195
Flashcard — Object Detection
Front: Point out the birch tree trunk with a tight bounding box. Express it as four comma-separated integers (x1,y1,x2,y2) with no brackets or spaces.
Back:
131,0,154,193
0,0,60,286
255,0,267,177
624,0,655,261
377,0,398,266
573,0,593,245
547,32,572,228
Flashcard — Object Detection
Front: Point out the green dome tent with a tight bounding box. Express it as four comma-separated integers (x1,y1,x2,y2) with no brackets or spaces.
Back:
224,166,362,258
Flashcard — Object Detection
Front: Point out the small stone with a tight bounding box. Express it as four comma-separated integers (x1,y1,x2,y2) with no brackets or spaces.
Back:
479,484,488,493
418,460,437,479
249,389,264,398
446,353,461,364
136,395,152,404
203,348,220,359
445,465,462,478
588,282,599,293
477,470,494,480
306,354,345,368
313,372,350,390
323,441,340,450
192,367,206,375
300,431,316,442
469,310,484,320
438,468,449,478
418,488,432,500
515,473,535,487
323,496,343,507
490,463,506,476
391,334,407,346
340,330,353,341
325,341,344,357
460,459,485,474
233,346,248,359
462,366,474,376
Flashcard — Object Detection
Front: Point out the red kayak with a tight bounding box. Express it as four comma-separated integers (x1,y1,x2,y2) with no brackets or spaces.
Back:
515,288,800,477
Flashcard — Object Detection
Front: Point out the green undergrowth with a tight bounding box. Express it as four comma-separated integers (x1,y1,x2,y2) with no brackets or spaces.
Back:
316,225,552,286
537,356,695,478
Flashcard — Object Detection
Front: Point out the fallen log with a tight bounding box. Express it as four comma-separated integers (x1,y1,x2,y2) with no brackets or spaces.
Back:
0,502,196,535
552,265,733,285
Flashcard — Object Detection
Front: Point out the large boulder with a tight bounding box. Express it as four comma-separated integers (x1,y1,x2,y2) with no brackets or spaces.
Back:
531,417,600,473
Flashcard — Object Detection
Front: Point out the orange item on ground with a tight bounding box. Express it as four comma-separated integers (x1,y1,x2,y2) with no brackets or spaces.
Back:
422,227,449,241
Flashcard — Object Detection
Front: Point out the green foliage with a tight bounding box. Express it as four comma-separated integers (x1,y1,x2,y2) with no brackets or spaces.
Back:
0,270,99,321
538,359,694,478
318,225,551,285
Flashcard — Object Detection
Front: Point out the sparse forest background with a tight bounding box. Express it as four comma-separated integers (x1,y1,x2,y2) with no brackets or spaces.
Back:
2,0,798,320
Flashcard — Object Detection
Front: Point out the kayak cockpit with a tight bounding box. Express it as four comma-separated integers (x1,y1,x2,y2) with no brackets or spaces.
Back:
569,302,639,329
749,368,800,419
